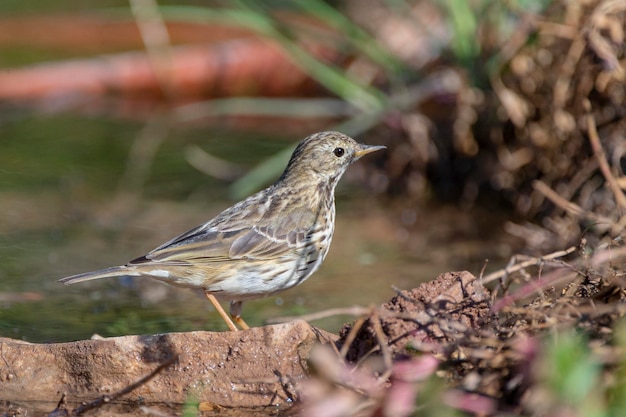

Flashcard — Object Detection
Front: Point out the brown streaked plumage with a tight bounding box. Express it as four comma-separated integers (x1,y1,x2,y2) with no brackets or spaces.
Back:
59,131,385,331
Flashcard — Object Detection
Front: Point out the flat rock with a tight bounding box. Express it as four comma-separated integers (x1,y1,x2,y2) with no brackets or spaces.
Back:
0,320,336,415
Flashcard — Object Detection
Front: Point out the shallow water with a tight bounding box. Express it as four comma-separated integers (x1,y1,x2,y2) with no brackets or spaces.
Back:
0,112,514,342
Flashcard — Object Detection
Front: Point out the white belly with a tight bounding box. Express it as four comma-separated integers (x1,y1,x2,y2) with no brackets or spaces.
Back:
211,234,332,301
208,203,335,301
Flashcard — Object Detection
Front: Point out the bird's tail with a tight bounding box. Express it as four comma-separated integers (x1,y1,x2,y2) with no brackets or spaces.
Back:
58,265,140,285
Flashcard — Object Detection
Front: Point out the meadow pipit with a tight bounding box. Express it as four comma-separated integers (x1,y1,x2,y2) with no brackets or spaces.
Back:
59,131,385,331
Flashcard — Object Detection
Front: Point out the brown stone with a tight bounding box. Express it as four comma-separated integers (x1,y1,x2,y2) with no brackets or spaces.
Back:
0,320,336,415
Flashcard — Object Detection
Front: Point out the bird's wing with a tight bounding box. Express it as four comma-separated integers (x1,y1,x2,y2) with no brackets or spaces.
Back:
130,195,319,265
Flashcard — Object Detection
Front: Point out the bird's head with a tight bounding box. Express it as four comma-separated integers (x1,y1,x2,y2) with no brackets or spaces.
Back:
280,131,385,187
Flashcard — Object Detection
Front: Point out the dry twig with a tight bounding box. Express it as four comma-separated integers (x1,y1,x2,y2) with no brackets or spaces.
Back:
482,245,577,285
584,100,626,213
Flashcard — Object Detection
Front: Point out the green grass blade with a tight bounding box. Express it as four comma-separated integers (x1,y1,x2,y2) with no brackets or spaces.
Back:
158,5,388,112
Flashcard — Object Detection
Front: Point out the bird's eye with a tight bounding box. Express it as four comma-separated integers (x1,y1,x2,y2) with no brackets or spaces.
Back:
333,147,345,157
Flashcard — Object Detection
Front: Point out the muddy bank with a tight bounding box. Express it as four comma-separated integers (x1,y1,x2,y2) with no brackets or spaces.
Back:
2,259,626,417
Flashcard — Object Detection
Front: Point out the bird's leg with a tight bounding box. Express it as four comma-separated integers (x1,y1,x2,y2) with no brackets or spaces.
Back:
204,291,239,331
229,301,250,330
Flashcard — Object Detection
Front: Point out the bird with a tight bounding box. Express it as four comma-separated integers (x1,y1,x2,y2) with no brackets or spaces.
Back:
59,131,385,331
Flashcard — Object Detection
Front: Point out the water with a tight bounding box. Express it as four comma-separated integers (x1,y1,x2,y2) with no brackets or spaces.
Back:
0,112,513,342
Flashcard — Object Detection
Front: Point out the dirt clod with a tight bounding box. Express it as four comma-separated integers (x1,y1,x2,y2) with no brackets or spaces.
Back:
339,271,492,362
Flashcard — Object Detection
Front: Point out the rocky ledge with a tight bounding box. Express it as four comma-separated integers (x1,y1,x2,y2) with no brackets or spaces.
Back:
1,320,337,415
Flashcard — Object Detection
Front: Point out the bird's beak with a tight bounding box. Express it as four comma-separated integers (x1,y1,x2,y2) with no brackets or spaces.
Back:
355,144,386,159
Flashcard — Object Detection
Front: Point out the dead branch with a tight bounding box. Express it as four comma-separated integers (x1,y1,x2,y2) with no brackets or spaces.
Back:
482,245,577,285
584,100,626,214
